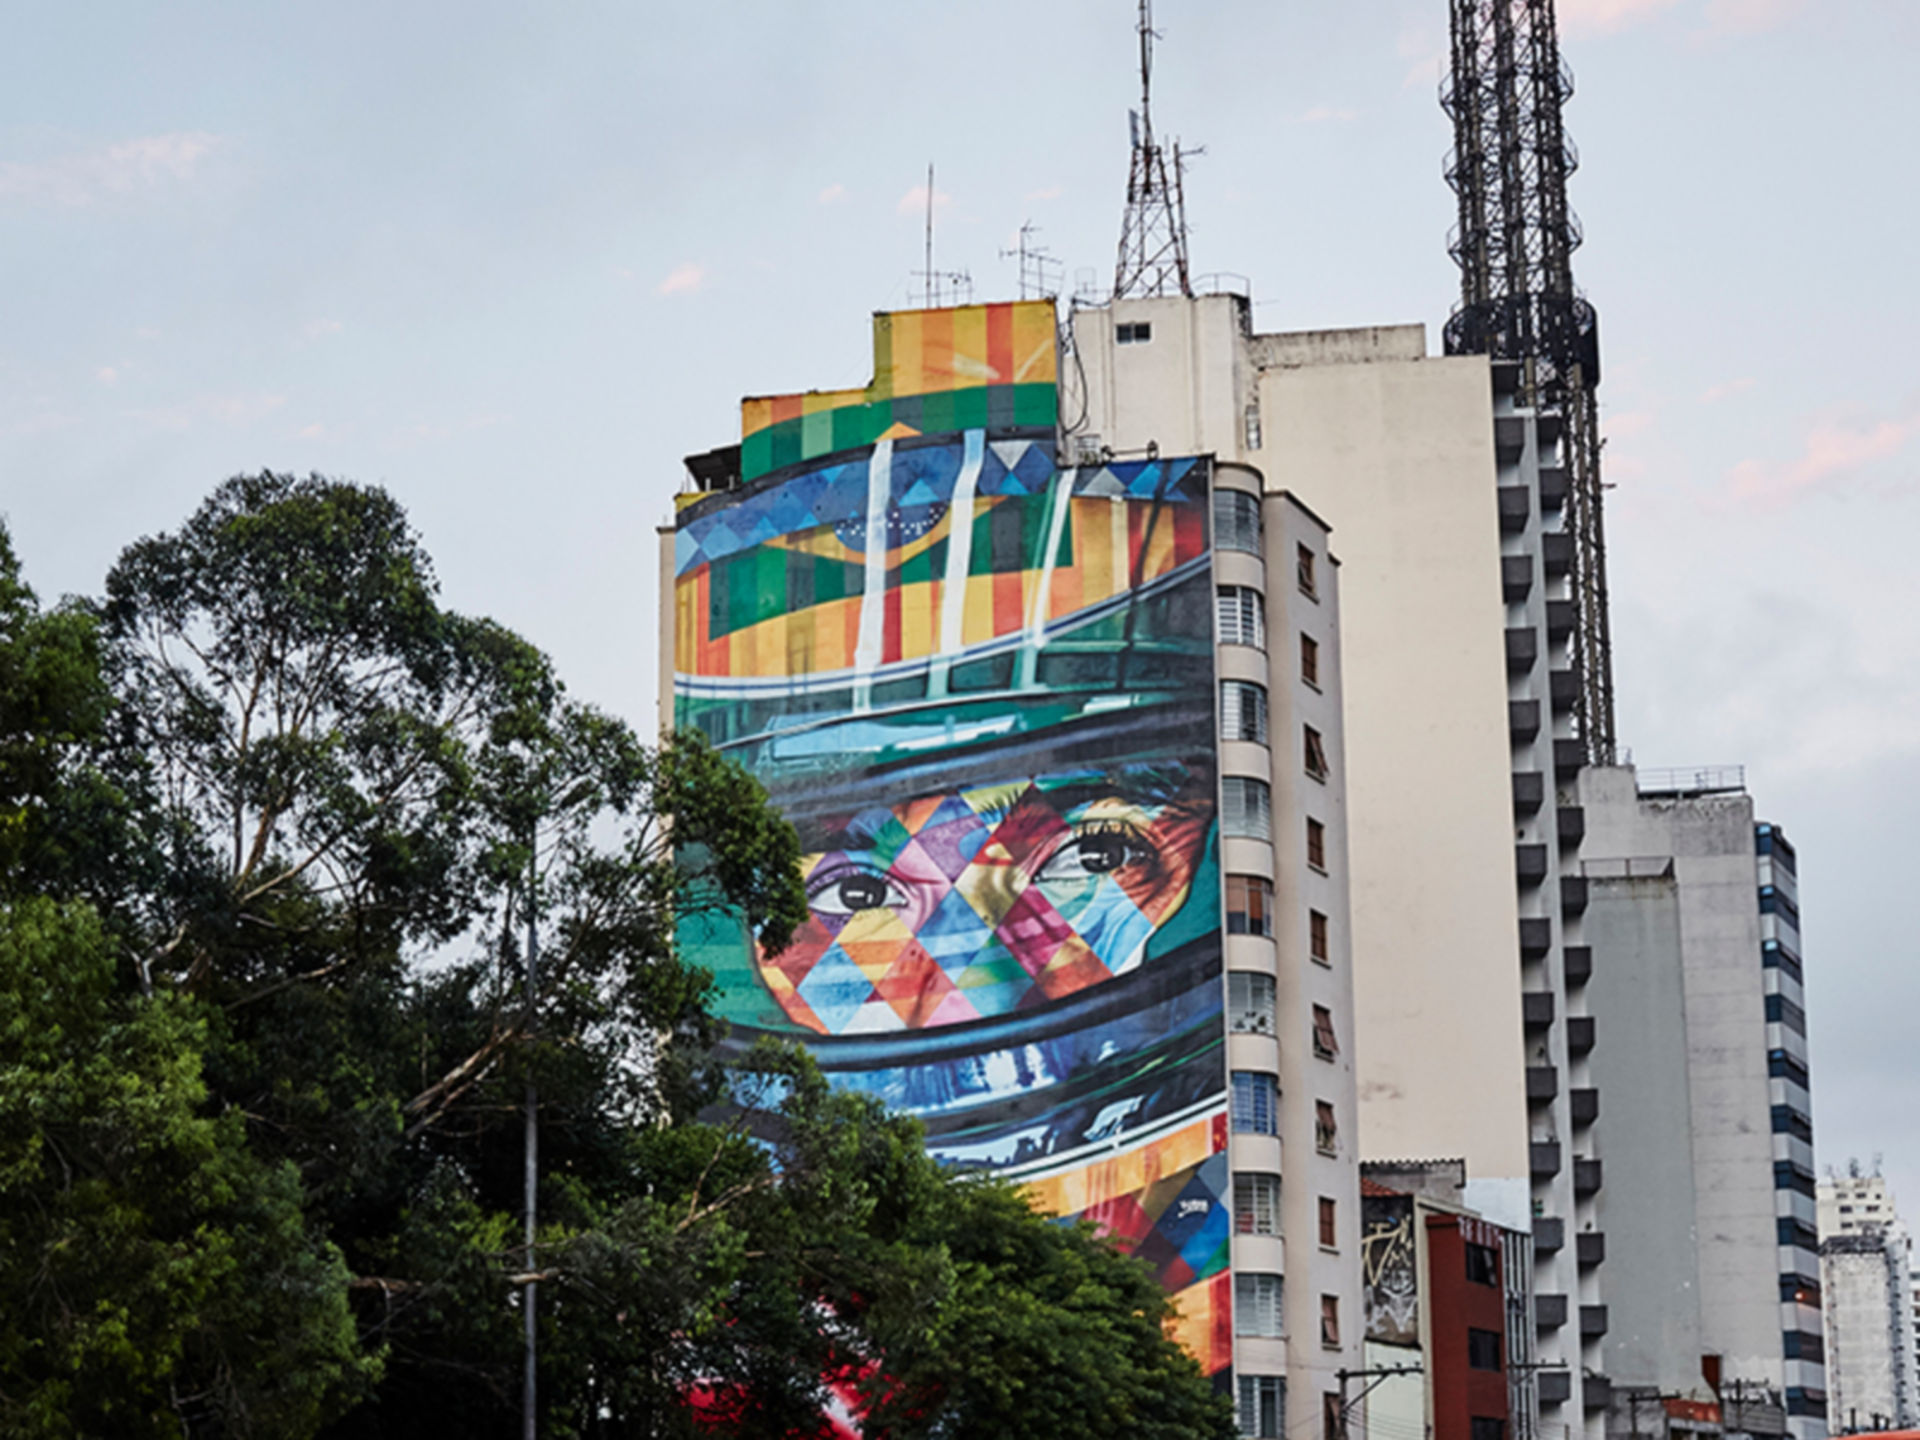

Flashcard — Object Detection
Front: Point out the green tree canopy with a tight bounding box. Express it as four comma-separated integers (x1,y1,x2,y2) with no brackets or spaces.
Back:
0,481,1233,1440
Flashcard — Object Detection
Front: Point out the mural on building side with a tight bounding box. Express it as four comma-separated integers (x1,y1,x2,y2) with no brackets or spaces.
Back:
674,300,1233,1375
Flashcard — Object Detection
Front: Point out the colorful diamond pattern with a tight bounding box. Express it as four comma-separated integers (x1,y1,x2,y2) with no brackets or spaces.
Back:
761,774,1209,1036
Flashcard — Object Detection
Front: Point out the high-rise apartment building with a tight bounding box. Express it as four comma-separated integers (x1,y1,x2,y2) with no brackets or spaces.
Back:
663,299,1363,1436
1578,768,1825,1440
1067,292,1565,1433
1819,1172,1916,1434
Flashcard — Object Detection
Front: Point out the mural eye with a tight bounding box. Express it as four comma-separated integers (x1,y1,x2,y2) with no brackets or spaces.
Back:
808,868,903,916
1036,827,1148,883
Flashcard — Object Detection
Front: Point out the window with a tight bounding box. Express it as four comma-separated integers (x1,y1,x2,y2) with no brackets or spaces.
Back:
1319,1294,1341,1348
1244,405,1264,453
1471,1420,1507,1440
1228,875,1276,937
1238,1375,1284,1439
1318,1196,1337,1248
1467,1328,1504,1371
1768,1049,1810,1089
1465,1241,1500,1287
1306,817,1327,871
1311,1005,1339,1061
1218,585,1267,649
1323,1395,1344,1440
1300,632,1320,688
1309,909,1330,965
1214,488,1263,554
1116,320,1152,344
1783,1331,1825,1363
1765,993,1808,1035
1780,1273,1822,1306
1221,680,1270,745
1236,1272,1284,1337
1230,972,1277,1035
1233,1071,1279,1135
1771,1105,1814,1143
1297,544,1318,599
1223,777,1273,842
1304,725,1329,781
1314,1100,1337,1155
1235,1172,1281,1236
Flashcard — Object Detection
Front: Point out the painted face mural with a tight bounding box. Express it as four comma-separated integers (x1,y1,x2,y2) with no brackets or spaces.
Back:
765,766,1212,1035
674,301,1234,1378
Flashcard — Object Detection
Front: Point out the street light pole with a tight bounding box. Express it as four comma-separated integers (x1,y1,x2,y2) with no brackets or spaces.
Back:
523,849,539,1440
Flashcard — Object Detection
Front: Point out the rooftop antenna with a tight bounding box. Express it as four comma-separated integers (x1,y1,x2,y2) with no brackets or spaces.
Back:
1113,0,1197,300
909,162,972,308
1442,0,1616,766
1001,221,1063,300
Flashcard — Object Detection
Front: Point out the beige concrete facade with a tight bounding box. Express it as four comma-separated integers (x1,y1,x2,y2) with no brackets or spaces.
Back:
1071,295,1532,1231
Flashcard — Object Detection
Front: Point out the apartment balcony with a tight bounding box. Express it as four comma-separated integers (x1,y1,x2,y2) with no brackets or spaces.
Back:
1566,1015,1595,1054
1573,1157,1603,1195
1542,530,1573,576
1523,991,1556,1029
1580,1304,1610,1338
1564,946,1593,987
1498,486,1531,533
1503,555,1534,602
1546,598,1575,641
1549,665,1579,713
1537,414,1565,453
1558,805,1586,848
1517,843,1550,885
1538,467,1568,511
1495,416,1527,464
1520,916,1552,958
1553,737,1584,778
1507,626,1539,673
1527,1065,1559,1105
1570,1087,1600,1127
1531,1141,1563,1178
1584,1375,1612,1410
1536,1292,1569,1329
1577,1231,1607,1267
1534,1216,1565,1254
1561,875,1589,916
1510,699,1542,743
1513,770,1546,815
1538,1370,1573,1406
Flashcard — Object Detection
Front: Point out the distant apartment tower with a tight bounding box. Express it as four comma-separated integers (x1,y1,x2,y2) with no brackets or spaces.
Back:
1819,1172,1917,1433
662,299,1363,1436
1068,291,1564,1433
1577,767,1825,1440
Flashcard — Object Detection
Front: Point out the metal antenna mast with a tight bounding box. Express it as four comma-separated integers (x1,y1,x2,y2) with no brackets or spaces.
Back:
909,162,972,308
1113,0,1194,300
1442,0,1616,766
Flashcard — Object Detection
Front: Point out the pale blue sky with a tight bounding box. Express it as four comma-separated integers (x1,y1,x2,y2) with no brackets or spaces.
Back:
5,0,1917,1207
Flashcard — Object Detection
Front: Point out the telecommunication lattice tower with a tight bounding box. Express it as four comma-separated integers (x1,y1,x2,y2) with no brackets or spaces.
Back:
1442,0,1617,766
1113,0,1194,300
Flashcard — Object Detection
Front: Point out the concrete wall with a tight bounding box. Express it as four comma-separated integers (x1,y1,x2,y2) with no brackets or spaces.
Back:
1255,352,1532,1231
1579,768,1784,1392
1585,872,1712,1397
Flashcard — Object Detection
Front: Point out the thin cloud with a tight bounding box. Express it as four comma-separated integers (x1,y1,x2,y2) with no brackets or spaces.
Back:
1294,105,1361,125
1728,413,1915,504
897,183,953,218
657,262,706,296
130,391,286,433
817,183,847,205
0,131,220,207
297,422,327,440
303,318,344,339
1703,0,1805,34
1026,184,1063,202
1702,377,1757,404
95,366,120,385
1605,409,1656,440
1557,0,1682,35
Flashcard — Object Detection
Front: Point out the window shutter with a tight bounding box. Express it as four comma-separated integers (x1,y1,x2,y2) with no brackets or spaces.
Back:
1222,777,1273,841
1221,680,1269,745
1236,1272,1284,1337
